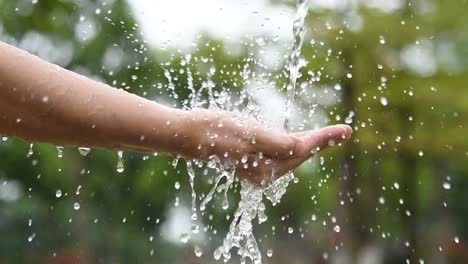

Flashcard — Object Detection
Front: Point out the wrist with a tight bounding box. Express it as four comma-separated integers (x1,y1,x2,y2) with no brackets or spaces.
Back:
141,106,204,158
172,109,211,159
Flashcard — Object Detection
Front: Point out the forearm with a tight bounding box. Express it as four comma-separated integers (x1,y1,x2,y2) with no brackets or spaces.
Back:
0,41,192,154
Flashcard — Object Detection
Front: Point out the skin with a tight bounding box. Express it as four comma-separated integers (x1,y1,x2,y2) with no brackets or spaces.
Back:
0,41,352,186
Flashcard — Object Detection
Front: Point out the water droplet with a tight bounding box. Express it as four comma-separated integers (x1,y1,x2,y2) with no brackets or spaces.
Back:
116,151,124,173
267,249,273,257
418,150,424,157
73,202,80,210
252,160,258,167
454,236,460,244
180,232,190,243
379,35,386,44
443,182,451,190
333,225,341,233
75,185,81,195
393,182,400,189
192,223,200,234
255,37,265,46
27,143,34,157
380,97,388,106
258,211,268,223
172,155,180,167
27,233,36,242
56,146,64,158
131,75,138,81
241,155,248,163
194,245,203,257
222,199,229,210
288,227,294,234
174,181,181,190
55,189,62,198
78,147,91,156
379,196,385,204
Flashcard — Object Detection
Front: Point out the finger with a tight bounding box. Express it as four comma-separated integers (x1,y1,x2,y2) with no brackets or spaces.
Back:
299,124,352,156
292,130,311,137
248,124,296,158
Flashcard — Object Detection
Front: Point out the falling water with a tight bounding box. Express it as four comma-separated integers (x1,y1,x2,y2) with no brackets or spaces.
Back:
188,0,310,263
284,0,309,131
186,160,199,234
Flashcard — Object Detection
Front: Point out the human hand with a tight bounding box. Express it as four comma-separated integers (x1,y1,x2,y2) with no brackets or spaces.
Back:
184,110,353,186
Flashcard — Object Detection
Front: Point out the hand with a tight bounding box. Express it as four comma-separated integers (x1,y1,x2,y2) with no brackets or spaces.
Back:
185,110,353,186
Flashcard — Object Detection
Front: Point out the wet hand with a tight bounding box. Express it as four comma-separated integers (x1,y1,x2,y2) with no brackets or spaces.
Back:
187,110,353,186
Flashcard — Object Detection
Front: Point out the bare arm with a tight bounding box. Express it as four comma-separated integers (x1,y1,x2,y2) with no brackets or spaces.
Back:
0,41,188,154
0,41,352,185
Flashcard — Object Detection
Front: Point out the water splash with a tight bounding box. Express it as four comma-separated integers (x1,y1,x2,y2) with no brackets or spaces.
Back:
213,1,309,263
177,1,309,262
214,181,264,264
199,156,235,212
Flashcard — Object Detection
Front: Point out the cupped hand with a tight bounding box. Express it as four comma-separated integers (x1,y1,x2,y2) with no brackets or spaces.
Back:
188,110,352,186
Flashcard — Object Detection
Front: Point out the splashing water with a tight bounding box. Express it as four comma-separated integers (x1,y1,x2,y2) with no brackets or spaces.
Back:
183,1,310,263
214,1,309,262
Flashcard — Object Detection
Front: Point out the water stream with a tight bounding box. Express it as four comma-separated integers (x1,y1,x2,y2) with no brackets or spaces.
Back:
189,1,310,263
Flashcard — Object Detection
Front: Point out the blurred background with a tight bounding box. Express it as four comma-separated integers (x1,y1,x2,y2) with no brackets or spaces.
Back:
1,0,468,263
